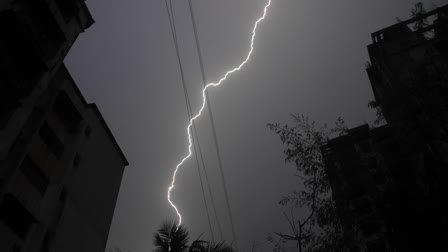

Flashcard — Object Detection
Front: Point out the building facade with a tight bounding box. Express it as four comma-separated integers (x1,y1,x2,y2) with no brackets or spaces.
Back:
0,1,128,252
322,4,448,251
366,4,448,251
322,125,393,251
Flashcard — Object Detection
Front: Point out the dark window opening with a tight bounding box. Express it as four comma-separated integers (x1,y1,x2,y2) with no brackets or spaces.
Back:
84,125,92,138
0,194,36,239
40,231,50,252
39,122,64,159
0,107,15,130
20,156,49,196
6,107,44,155
59,189,67,202
73,153,81,168
52,92,82,133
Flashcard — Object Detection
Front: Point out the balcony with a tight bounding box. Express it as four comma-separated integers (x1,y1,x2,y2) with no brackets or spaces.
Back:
371,4,448,44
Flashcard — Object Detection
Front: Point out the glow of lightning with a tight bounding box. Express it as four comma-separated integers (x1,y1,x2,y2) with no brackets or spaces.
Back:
168,0,272,228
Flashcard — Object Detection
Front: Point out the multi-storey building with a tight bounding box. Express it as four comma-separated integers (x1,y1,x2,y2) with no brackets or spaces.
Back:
0,1,128,252
322,4,448,251
367,4,448,125
322,124,393,251
366,4,448,250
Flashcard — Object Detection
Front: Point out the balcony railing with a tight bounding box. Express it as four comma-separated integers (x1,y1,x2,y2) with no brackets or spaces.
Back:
371,4,448,44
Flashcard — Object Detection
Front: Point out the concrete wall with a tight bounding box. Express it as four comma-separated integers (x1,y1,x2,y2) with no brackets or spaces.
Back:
45,67,127,252
0,1,125,251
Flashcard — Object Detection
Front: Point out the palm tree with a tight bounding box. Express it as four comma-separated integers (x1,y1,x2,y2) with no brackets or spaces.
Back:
153,221,189,252
153,221,233,252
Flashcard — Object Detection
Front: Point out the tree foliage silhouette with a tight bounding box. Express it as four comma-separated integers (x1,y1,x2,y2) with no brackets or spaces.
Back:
153,221,233,252
153,221,189,252
411,2,428,30
267,115,350,252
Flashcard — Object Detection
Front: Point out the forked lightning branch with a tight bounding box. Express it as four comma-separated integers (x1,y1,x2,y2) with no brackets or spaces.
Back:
167,0,272,227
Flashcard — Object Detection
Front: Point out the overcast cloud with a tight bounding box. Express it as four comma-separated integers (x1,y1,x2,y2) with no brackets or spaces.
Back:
65,0,446,251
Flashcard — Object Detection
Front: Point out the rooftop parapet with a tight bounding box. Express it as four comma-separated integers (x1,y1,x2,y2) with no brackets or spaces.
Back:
371,4,448,44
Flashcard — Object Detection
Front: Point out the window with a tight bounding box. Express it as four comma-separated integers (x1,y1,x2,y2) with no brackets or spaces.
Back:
59,189,67,202
73,153,81,168
39,122,64,159
52,92,82,133
0,104,15,129
40,231,50,252
20,156,49,196
84,126,91,138
0,194,36,239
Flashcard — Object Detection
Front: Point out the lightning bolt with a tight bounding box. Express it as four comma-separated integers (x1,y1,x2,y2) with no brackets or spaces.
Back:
168,0,272,228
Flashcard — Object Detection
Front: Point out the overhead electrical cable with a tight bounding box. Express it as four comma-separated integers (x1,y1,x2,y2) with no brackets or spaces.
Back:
187,0,237,247
165,0,225,242
163,0,215,241
165,2,272,252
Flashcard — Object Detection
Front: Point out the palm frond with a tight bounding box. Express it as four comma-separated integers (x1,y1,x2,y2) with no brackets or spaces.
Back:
153,221,189,252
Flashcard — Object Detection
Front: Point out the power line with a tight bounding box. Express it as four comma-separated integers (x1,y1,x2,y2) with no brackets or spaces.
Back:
187,0,239,250
165,0,226,242
163,0,214,241
165,0,214,240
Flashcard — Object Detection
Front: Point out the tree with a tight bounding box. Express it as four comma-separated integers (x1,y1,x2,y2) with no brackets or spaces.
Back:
411,2,428,30
267,115,349,252
153,221,233,252
153,221,189,252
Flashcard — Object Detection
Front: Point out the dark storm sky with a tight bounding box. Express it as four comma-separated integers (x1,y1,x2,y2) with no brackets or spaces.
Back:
65,0,445,251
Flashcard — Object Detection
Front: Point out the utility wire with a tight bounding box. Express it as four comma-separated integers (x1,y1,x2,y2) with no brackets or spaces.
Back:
187,0,239,250
166,0,214,240
166,0,225,242
163,0,214,241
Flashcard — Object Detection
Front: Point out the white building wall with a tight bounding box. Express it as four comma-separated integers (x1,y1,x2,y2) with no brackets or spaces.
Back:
50,199,104,252
42,69,127,251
